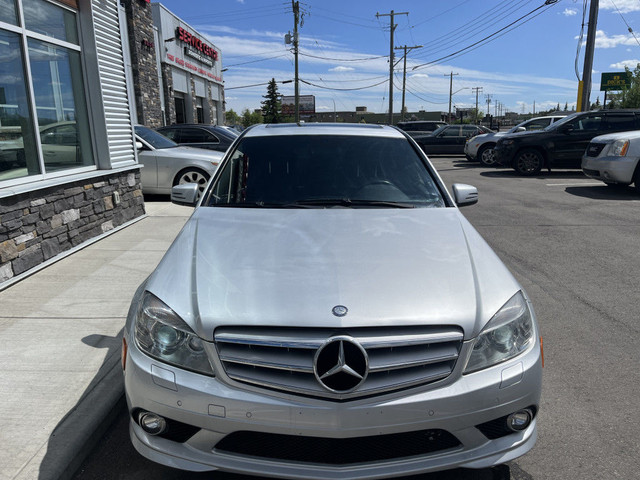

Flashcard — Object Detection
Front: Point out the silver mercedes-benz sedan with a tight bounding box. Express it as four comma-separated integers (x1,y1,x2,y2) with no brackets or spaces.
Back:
122,123,543,479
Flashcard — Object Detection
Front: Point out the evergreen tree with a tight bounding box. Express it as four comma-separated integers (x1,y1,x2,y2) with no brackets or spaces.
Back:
261,78,282,124
564,102,568,111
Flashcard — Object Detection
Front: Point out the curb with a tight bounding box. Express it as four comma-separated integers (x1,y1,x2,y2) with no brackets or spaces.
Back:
40,353,126,480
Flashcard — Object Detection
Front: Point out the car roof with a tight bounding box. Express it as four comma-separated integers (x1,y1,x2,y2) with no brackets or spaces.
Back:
242,123,406,139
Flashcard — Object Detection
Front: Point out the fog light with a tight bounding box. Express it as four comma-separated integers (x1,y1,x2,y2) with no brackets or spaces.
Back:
507,409,532,432
138,412,167,435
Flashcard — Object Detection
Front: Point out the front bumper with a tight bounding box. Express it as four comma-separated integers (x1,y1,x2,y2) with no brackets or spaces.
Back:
493,143,516,167
463,142,478,159
581,154,639,185
124,332,542,479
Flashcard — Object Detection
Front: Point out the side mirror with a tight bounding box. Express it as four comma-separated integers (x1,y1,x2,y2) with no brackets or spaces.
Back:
135,141,144,150
452,183,478,207
171,184,200,207
516,127,526,132
561,125,574,134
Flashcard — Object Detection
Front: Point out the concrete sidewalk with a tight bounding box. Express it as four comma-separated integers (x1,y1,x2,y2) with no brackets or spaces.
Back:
0,200,193,480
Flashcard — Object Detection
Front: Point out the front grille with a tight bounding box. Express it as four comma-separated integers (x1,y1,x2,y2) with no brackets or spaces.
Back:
215,429,461,465
214,326,464,400
586,143,606,157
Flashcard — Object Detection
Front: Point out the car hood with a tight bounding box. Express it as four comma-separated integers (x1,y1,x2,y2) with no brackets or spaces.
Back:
153,146,224,162
497,129,548,142
589,130,640,143
145,207,521,341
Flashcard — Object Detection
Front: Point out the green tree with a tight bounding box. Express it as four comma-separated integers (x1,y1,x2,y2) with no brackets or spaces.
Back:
241,108,263,128
606,64,640,108
225,108,240,125
261,78,282,123
564,102,568,111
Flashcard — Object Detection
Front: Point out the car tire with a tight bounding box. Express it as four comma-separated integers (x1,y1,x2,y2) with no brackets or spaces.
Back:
174,168,210,195
513,149,544,176
633,166,640,193
478,144,497,167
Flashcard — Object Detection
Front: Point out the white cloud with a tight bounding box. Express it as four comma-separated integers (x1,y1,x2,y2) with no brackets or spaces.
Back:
563,8,577,16
601,0,640,13
595,30,638,48
329,66,355,72
610,59,640,69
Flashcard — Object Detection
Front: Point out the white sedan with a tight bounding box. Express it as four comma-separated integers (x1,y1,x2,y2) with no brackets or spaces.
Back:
582,130,640,192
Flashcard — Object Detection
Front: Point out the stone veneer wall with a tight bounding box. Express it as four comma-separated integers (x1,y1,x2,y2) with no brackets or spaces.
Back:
0,170,145,284
161,63,176,126
123,0,163,128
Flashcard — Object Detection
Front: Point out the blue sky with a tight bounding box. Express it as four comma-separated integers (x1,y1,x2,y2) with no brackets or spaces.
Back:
157,0,640,116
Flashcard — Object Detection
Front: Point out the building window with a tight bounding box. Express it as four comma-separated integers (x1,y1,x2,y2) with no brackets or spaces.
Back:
0,0,93,184
175,94,185,124
0,0,18,26
0,30,39,180
196,97,204,123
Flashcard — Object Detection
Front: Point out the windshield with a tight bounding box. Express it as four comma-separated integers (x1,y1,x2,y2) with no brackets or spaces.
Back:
543,112,581,131
135,125,178,149
204,135,446,208
429,125,448,136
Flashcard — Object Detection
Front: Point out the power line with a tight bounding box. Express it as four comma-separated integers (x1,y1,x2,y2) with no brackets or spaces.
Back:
300,78,388,91
609,0,640,47
413,0,559,71
298,51,388,62
224,53,291,69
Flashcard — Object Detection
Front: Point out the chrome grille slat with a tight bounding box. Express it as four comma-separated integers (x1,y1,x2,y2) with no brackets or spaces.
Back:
368,343,460,372
214,326,463,400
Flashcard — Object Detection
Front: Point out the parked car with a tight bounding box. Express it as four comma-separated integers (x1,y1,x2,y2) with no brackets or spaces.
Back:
135,125,223,195
1,121,83,172
494,109,640,175
465,116,565,166
414,124,493,154
156,124,238,153
581,130,640,192
123,123,542,478
396,120,447,137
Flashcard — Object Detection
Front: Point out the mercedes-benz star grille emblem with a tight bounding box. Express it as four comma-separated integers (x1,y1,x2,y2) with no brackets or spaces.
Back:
314,336,368,393
332,305,348,317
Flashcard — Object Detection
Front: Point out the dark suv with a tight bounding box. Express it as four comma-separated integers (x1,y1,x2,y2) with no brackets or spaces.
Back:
493,110,640,175
396,120,447,138
156,124,238,153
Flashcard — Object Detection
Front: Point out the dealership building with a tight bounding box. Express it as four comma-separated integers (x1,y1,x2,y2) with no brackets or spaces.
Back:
0,0,225,288
123,1,224,128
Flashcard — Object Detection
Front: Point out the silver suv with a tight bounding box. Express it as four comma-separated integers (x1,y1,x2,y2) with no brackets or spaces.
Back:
123,123,543,478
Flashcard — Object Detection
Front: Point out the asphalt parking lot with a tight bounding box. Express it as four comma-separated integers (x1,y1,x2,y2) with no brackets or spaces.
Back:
75,157,640,479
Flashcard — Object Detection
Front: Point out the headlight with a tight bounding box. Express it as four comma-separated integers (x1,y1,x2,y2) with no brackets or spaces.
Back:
134,292,214,376
606,139,629,157
464,291,535,374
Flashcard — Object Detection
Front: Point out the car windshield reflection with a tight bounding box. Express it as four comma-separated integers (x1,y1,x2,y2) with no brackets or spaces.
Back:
205,135,446,208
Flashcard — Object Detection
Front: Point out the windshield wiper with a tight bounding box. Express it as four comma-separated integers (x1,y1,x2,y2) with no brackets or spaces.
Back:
287,198,415,208
213,201,308,208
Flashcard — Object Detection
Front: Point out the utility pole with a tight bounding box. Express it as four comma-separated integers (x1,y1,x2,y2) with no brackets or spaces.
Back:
485,94,493,128
395,44,422,121
377,10,408,125
292,0,300,123
445,72,459,123
578,0,599,112
472,87,482,122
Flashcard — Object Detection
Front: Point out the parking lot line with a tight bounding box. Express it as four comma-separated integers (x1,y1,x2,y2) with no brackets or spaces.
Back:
545,182,603,186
